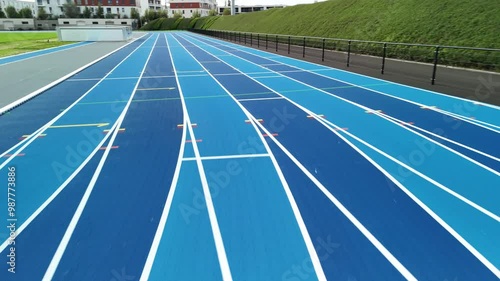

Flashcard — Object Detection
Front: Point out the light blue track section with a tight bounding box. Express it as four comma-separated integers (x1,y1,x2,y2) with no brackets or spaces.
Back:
184,34,500,216
167,33,318,280
0,41,91,66
0,34,156,233
183,33,500,270
140,161,223,281
342,133,500,268
195,34,500,128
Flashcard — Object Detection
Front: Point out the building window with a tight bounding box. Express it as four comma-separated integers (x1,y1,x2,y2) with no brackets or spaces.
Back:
49,7,52,12
22,21,28,24
121,21,126,24
182,10,184,14
47,0,50,4
107,0,111,4
76,0,81,4
106,7,111,13
122,7,124,12
92,21,98,24
63,21,69,24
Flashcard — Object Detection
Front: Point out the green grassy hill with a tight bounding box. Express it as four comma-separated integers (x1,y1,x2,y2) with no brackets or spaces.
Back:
203,0,499,48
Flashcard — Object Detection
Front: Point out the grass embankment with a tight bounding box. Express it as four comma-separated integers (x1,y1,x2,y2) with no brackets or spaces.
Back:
140,17,199,31
143,0,499,69
0,32,72,58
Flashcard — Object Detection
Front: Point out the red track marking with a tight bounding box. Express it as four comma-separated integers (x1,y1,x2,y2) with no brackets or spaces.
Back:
263,133,278,137
400,122,415,126
177,123,198,128
186,139,202,143
245,119,264,123
2,153,25,158
333,127,349,131
19,134,46,140
365,110,384,114
103,128,125,134
99,146,119,150
307,114,325,119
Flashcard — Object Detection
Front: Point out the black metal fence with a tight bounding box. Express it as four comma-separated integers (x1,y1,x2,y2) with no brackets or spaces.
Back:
189,29,500,85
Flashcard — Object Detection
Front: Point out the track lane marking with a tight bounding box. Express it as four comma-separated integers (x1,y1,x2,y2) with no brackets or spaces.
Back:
164,33,233,281
188,34,500,175
42,34,160,281
139,33,188,281
173,33,327,281
183,153,269,161
184,34,500,276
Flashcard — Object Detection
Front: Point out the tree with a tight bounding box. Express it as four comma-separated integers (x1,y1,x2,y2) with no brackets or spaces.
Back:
222,8,230,16
105,13,114,19
96,5,104,18
208,9,217,16
173,12,182,19
37,7,48,20
0,11,5,18
5,6,20,18
82,6,91,18
130,8,139,20
191,11,201,18
159,9,168,18
63,0,79,18
19,7,33,18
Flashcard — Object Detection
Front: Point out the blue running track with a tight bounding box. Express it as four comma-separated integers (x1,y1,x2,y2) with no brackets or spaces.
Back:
0,31,498,281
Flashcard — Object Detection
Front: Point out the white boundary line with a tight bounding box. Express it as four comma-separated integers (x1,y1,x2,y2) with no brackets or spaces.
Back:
0,35,147,116
188,33,500,217
0,35,153,253
166,33,233,281
184,33,500,277
183,153,270,161
195,33,500,127
0,41,94,67
42,34,160,281
203,33,500,110
0,34,151,173
189,34,500,176
239,97,284,102
174,33,327,281
139,33,187,281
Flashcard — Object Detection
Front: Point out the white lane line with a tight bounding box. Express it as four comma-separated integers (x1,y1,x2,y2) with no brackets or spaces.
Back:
191,34,500,176
42,34,160,281
0,41,96,67
434,108,500,133
381,114,500,164
183,153,270,161
186,34,500,276
202,34,500,131
140,33,187,281
0,34,152,173
175,33,327,281
0,35,147,116
191,33,500,217
181,33,416,280
166,33,233,281
67,77,141,82
239,97,284,102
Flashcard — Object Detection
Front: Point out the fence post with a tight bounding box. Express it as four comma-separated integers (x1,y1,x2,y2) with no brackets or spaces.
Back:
347,40,352,67
239,32,241,43
276,35,278,52
322,38,326,61
381,43,387,74
250,33,252,46
244,33,247,44
288,36,291,54
257,34,260,48
303,37,306,57
431,46,440,85
266,34,268,49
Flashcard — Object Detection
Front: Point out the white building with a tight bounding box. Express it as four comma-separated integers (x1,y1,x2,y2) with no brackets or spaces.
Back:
218,4,284,15
0,0,37,16
168,0,217,18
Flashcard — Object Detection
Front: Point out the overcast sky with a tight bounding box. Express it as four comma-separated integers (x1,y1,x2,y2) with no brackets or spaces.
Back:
216,0,326,6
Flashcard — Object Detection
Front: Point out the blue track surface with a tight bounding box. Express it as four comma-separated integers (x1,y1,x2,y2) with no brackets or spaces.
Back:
0,31,498,281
